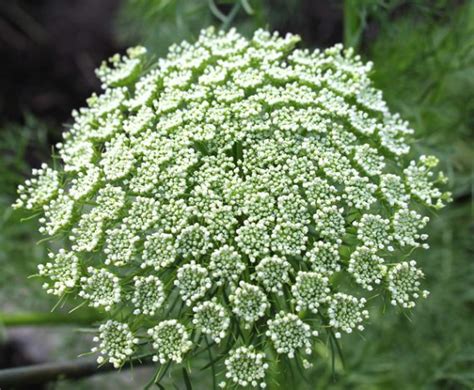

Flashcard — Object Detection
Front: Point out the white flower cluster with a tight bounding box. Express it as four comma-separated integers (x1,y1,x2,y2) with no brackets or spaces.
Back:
230,281,269,329
328,293,369,338
148,320,192,364
192,299,230,343
79,267,121,311
253,255,291,295
174,261,212,306
291,271,330,313
208,245,245,286
387,260,429,308
13,163,60,209
15,27,450,386
348,247,387,291
92,321,139,368
266,312,317,358
224,346,268,388
37,250,80,296
130,275,165,316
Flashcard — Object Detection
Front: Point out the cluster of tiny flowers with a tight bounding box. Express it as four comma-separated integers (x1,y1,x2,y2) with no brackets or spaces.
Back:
348,247,387,291
387,261,429,308
192,299,230,343
37,250,80,295
291,271,330,313
174,261,212,306
79,267,121,311
266,312,317,358
328,293,369,338
13,163,60,209
92,321,139,368
230,281,269,329
223,346,268,388
130,275,165,315
14,27,450,386
147,320,192,364
253,255,291,295
208,245,245,286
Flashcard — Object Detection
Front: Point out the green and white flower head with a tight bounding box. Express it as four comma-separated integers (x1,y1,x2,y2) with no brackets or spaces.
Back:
37,249,80,296
147,320,192,364
141,230,177,270
353,214,393,251
305,241,341,275
392,209,430,249
387,260,429,308
13,163,60,210
266,312,318,358
92,321,139,368
328,293,369,338
176,223,213,259
253,255,291,295
224,346,268,389
208,245,245,286
230,281,269,328
104,224,140,267
174,261,212,306
313,205,346,244
404,155,451,209
70,210,104,252
130,275,165,316
96,46,147,88
292,271,330,313
235,219,271,262
79,267,121,311
95,184,126,220
68,165,101,200
14,27,451,385
192,299,230,343
348,247,387,291
379,174,410,208
38,192,74,236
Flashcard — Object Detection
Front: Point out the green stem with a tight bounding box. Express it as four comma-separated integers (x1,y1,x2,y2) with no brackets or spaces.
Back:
343,0,361,49
221,2,241,31
0,311,102,326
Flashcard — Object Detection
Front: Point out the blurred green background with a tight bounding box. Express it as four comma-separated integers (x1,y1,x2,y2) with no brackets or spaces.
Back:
0,0,472,389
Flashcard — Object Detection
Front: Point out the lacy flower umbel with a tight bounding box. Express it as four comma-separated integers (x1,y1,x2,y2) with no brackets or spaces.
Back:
14,28,450,388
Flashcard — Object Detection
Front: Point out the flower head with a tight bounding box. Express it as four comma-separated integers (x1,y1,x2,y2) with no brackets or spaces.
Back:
37,249,80,296
130,275,166,316
292,271,330,313
192,299,230,343
224,346,268,388
174,261,212,306
14,27,449,384
13,164,60,210
348,247,387,291
328,293,369,338
148,320,192,364
253,255,291,295
92,321,139,368
387,260,429,308
230,281,269,328
266,312,317,357
79,267,121,311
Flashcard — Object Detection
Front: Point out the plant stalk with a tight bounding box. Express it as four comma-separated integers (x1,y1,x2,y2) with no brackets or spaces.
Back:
0,311,102,326
343,0,361,49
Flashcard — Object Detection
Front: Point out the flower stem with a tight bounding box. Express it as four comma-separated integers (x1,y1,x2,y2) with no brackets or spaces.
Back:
343,0,362,49
0,311,102,326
